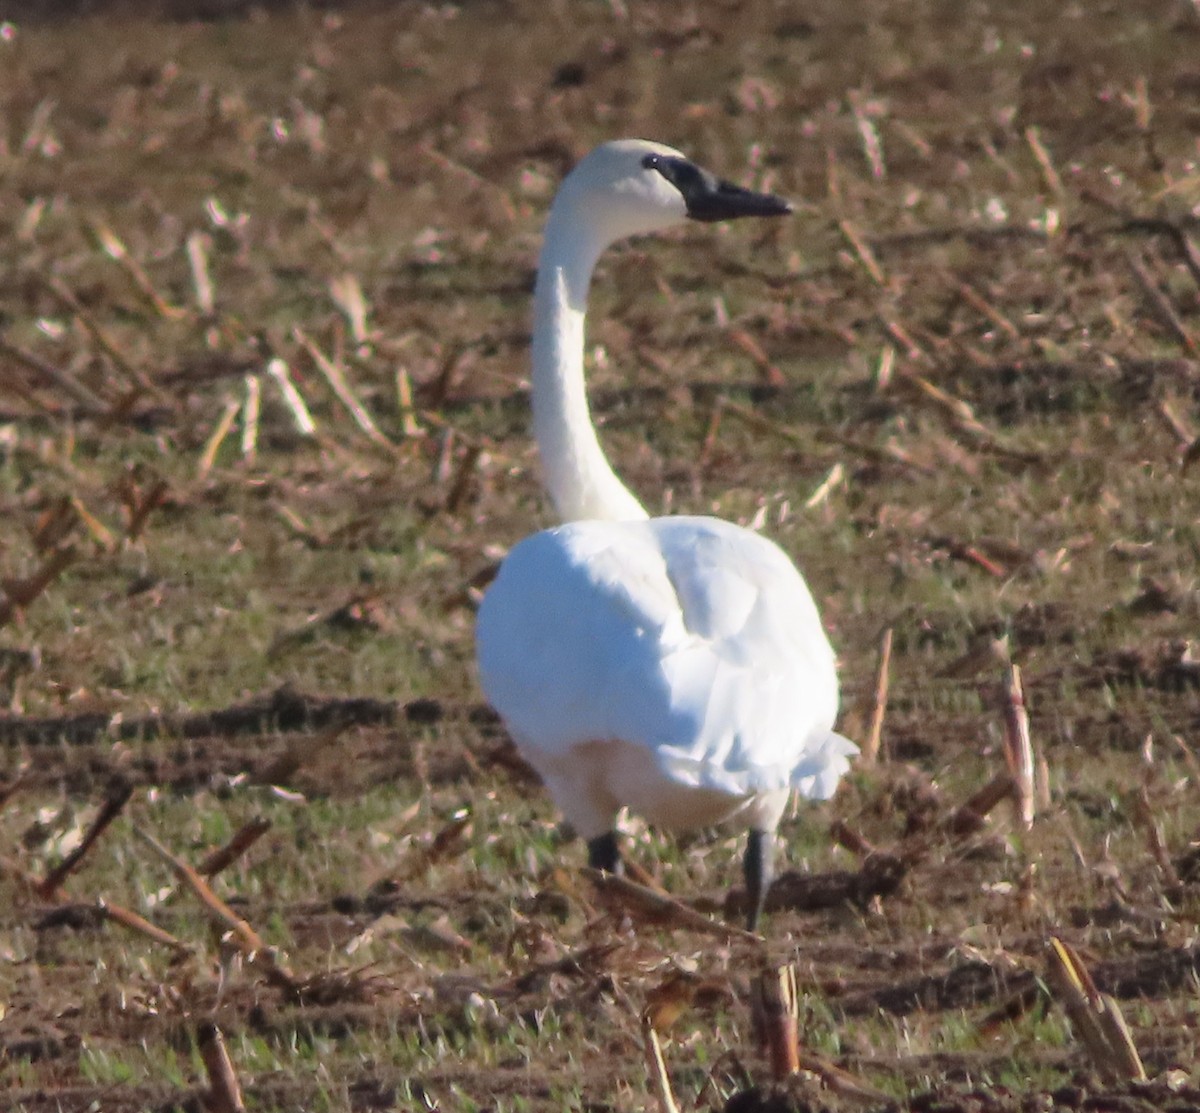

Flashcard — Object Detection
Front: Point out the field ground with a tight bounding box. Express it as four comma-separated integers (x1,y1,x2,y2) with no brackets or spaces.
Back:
2,1,1200,1110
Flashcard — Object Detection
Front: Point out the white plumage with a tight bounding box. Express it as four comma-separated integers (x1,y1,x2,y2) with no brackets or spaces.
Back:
476,140,856,929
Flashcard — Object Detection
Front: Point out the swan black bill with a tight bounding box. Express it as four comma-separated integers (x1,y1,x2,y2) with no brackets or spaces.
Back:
643,152,793,223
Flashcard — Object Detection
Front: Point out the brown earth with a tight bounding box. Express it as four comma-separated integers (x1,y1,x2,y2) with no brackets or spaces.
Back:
2,1,1200,1110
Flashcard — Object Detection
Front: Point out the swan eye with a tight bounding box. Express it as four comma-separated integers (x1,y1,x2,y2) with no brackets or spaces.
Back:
643,153,708,195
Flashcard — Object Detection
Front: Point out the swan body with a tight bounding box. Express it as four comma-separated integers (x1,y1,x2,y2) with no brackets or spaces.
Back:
476,140,856,929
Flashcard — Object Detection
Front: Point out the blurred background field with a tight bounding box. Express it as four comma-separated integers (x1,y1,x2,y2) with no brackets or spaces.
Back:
2,2,1199,1110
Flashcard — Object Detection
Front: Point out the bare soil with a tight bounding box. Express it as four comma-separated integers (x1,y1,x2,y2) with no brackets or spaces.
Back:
2,1,1200,1110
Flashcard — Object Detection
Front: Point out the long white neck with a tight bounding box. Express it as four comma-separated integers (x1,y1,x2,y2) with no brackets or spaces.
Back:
530,207,649,523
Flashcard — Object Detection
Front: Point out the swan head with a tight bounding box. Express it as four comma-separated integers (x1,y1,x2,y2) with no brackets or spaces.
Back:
548,139,792,252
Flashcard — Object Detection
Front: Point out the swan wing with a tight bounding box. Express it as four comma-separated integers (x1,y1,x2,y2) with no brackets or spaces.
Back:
476,517,855,799
649,517,853,797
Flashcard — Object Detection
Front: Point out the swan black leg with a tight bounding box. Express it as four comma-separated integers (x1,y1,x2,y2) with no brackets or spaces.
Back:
743,828,774,932
587,830,623,874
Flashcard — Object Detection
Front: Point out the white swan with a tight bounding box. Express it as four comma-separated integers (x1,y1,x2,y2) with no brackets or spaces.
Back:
476,140,856,930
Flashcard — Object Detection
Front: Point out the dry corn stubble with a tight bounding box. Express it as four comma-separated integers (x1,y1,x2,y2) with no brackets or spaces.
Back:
3,1,1200,1110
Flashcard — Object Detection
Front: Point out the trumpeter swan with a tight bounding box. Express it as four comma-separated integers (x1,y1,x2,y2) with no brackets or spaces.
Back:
476,140,856,931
